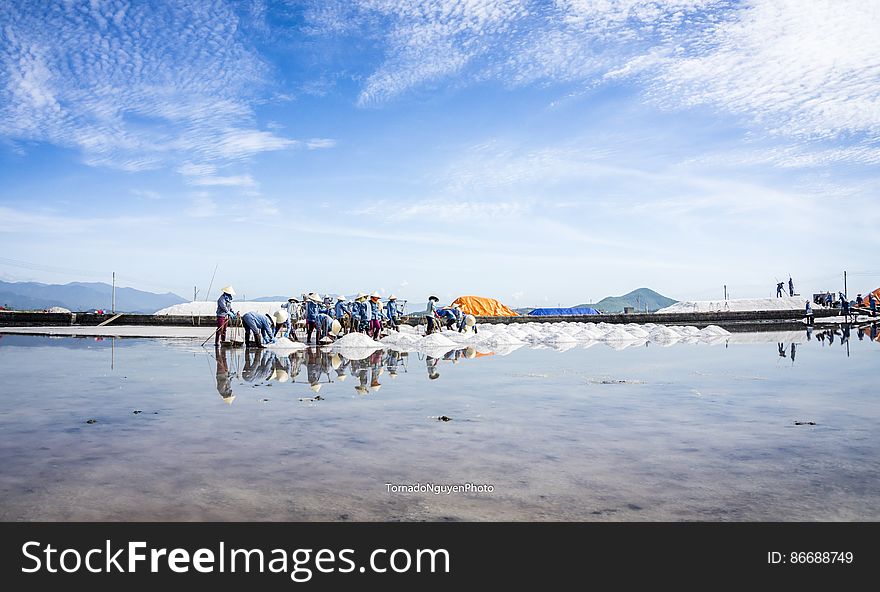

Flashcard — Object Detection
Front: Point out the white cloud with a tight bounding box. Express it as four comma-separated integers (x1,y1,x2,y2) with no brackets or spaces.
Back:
0,1,295,173
308,0,879,164
188,175,257,188
178,163,218,177
0,206,159,234
306,138,338,149
652,0,880,140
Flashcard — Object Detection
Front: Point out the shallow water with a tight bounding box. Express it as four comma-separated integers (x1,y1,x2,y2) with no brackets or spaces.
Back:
0,327,878,521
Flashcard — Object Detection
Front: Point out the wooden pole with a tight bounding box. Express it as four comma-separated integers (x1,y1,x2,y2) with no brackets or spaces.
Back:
112,271,116,313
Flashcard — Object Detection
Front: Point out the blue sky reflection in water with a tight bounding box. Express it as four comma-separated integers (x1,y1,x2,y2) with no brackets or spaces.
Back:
0,330,878,521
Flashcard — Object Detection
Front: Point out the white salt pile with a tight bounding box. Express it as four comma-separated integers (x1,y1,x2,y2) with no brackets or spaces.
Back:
657,296,804,313
155,301,283,316
420,333,458,348
700,325,731,336
479,333,526,346
264,337,305,350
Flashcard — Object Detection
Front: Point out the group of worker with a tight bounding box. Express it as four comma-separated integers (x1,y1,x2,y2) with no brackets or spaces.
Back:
424,295,476,334
214,286,407,347
214,286,478,347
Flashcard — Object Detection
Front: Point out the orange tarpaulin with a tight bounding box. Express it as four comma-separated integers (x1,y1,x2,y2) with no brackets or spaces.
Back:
451,295,518,317
860,287,880,307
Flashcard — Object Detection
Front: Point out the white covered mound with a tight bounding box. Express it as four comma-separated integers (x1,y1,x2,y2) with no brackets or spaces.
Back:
657,296,805,313
155,300,284,316
263,337,305,350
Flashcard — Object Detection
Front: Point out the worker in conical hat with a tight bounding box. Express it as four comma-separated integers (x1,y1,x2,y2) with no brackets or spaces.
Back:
215,286,237,346
281,296,301,341
385,294,401,332
304,292,322,344
368,292,382,340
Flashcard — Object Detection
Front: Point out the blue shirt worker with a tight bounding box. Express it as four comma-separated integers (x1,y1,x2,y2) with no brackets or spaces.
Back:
425,295,440,334
437,307,457,330
316,312,342,343
215,286,237,346
385,295,401,331
334,295,349,320
242,311,281,348
870,293,877,316
305,293,321,343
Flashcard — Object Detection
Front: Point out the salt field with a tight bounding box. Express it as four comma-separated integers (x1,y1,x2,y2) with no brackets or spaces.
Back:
1,324,878,521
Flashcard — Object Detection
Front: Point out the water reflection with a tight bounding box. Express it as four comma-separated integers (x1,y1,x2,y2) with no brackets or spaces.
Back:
213,345,234,405
209,345,495,403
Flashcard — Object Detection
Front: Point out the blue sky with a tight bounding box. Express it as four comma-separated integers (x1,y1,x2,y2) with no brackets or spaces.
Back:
1,0,879,305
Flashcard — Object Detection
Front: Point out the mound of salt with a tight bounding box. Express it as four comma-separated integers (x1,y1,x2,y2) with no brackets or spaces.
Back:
334,333,382,348
481,333,526,346
648,326,681,342
264,337,305,350
700,325,731,336
420,333,458,348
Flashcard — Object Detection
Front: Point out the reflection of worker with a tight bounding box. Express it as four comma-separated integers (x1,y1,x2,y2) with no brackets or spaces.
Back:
214,345,234,404
305,347,325,392
777,343,786,358
243,348,275,383
790,343,796,363
426,355,440,380
215,286,237,346
384,349,401,377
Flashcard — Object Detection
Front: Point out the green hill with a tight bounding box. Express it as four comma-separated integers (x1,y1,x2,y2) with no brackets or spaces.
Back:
575,288,677,313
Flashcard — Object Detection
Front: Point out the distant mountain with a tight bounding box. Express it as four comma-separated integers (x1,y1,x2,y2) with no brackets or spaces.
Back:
574,288,677,313
0,281,187,314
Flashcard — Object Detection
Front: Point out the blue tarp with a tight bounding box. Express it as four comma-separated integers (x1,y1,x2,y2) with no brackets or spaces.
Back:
528,307,600,316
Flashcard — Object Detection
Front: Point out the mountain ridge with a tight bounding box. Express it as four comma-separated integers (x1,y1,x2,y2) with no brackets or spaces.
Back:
0,281,187,314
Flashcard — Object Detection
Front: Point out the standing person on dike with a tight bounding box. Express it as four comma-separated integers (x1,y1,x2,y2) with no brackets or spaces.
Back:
215,286,237,346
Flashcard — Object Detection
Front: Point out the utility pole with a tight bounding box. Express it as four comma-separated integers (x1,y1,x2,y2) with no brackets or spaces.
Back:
112,272,116,313
194,286,198,302
724,285,728,301
843,270,847,298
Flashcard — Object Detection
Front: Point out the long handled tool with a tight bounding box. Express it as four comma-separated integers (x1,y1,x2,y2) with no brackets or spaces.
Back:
201,325,220,347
